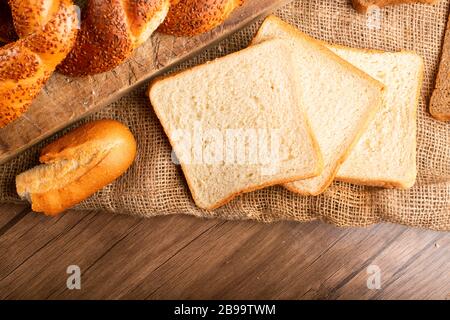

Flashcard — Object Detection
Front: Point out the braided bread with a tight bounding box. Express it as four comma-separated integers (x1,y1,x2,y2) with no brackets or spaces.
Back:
0,0,79,128
58,0,170,76
159,0,244,36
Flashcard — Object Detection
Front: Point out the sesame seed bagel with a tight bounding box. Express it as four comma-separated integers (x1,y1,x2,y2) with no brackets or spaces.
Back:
159,0,244,36
0,0,79,128
58,0,170,77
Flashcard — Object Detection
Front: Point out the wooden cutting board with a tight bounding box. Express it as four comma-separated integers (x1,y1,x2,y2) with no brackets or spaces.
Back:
0,0,291,164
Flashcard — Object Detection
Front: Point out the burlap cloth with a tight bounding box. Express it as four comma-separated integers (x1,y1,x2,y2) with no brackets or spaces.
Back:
0,0,449,230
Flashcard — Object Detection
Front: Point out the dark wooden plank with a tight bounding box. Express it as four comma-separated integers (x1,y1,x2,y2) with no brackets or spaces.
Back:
132,223,405,299
0,205,448,299
0,210,95,291
0,210,221,299
46,215,222,300
0,204,29,230
0,0,292,164
329,228,447,299
371,233,449,300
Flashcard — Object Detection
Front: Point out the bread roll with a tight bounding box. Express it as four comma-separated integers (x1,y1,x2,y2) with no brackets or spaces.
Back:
16,119,137,216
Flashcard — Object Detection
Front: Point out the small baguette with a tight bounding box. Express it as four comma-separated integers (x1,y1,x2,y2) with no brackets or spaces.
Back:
16,119,137,215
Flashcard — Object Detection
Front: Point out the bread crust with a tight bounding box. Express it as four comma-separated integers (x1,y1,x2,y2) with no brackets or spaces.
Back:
253,16,385,196
430,113,450,121
159,0,244,36
337,176,415,189
351,0,437,13
16,119,137,215
430,12,450,122
202,173,320,211
148,40,324,210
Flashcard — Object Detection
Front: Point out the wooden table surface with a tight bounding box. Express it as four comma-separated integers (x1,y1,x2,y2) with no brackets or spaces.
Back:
0,203,448,300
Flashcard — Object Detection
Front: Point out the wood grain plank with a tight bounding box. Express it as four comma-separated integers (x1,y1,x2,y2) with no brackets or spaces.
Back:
0,0,292,164
127,223,448,300
0,211,221,299
0,204,29,230
136,223,407,299
0,210,95,293
0,210,145,299
0,205,447,299
371,233,449,300
48,215,222,300
329,228,448,300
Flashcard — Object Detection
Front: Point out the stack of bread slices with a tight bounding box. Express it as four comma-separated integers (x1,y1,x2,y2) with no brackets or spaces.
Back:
149,15,424,210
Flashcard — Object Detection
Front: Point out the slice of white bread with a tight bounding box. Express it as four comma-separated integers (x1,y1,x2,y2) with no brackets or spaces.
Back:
252,16,385,195
149,39,323,210
329,46,423,188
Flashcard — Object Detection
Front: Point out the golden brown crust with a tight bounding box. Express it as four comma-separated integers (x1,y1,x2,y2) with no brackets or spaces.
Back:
58,0,170,76
20,119,137,216
430,12,450,122
336,176,415,189
199,173,320,211
430,113,450,121
0,0,78,128
159,0,244,36
352,0,437,13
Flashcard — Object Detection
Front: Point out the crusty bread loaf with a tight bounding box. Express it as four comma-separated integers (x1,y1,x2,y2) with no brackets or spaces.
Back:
330,46,423,188
16,119,137,215
352,0,437,13
149,39,323,210
252,16,384,196
430,12,450,121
